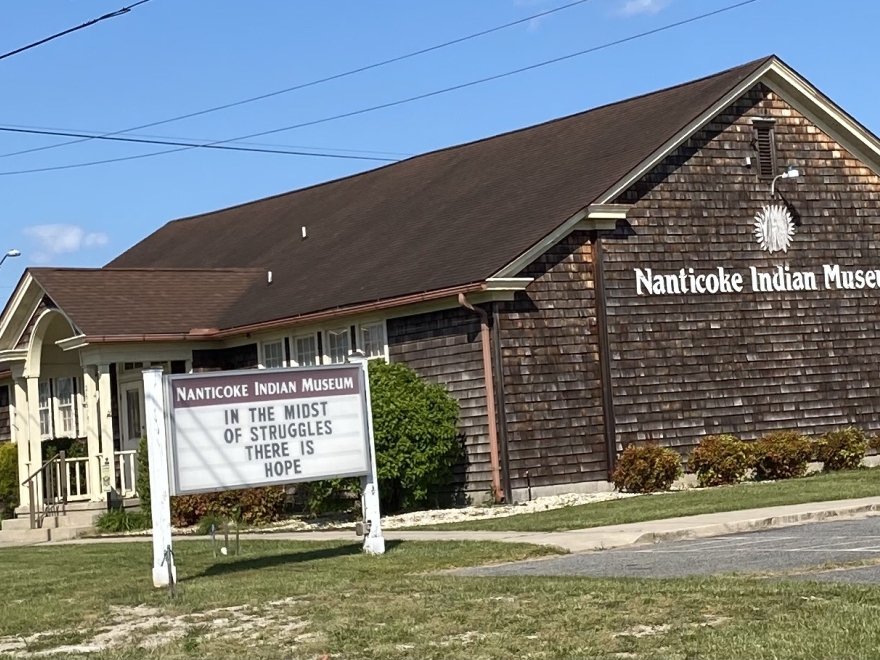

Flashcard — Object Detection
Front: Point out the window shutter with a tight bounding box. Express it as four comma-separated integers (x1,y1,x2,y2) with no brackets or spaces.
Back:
753,121,777,179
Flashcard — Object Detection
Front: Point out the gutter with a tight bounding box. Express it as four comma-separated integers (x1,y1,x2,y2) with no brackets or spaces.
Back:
458,293,504,504
76,282,489,344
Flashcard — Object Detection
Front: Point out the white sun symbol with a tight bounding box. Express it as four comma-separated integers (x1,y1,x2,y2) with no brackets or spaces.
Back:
754,204,796,254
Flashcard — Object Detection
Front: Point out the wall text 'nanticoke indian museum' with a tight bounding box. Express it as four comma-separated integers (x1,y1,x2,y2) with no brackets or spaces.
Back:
3,55,880,510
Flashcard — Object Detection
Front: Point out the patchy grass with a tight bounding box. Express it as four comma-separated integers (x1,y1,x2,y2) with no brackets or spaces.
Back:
3,540,880,658
416,468,880,532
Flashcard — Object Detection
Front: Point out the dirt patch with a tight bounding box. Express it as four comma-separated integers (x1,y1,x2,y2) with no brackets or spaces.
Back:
0,598,309,657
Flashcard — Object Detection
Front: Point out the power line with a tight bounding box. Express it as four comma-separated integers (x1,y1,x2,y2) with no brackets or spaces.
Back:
0,126,398,162
0,0,591,159
0,0,760,177
1,122,413,157
0,0,153,63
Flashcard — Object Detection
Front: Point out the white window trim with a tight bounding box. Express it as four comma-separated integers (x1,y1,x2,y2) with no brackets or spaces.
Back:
260,339,286,369
38,376,84,439
290,332,320,367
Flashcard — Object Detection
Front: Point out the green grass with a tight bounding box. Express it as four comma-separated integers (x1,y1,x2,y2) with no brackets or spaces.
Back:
3,540,880,659
416,468,880,532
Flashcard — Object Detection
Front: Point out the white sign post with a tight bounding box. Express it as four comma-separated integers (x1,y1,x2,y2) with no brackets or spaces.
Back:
145,360,385,586
143,368,176,588
350,355,384,554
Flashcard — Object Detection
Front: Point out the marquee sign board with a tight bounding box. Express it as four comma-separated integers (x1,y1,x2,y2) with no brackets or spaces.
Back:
144,360,385,588
165,365,371,495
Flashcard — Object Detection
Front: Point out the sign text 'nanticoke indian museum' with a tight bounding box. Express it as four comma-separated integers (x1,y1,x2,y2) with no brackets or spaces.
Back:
2,55,880,510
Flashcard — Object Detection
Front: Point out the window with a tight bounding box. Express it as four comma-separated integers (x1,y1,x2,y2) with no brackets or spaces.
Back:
37,377,82,439
55,377,76,436
38,380,52,437
326,328,350,364
753,119,777,179
359,322,386,359
293,334,318,366
261,340,285,369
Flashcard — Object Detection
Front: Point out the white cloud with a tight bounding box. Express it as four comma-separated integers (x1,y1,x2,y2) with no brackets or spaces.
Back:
22,224,109,263
619,0,669,17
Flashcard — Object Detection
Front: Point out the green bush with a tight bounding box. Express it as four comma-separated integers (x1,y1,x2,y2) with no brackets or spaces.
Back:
137,436,150,507
816,427,868,471
690,434,753,487
196,513,229,536
612,443,682,493
95,509,152,533
0,442,19,519
170,486,287,527
369,360,462,512
752,430,812,481
295,478,358,517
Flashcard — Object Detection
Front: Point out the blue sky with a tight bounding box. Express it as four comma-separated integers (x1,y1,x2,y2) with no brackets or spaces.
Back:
1,0,878,297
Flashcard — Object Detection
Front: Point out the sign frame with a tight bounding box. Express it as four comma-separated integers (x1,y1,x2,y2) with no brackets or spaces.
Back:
163,363,373,496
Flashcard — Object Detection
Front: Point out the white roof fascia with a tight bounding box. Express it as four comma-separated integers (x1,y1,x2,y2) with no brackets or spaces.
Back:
595,58,777,205
485,277,534,291
761,64,880,176
56,335,89,352
0,274,40,351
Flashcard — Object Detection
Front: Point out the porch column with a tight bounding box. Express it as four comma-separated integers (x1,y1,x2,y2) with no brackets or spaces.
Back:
25,376,43,508
12,377,31,510
83,367,103,501
97,364,114,493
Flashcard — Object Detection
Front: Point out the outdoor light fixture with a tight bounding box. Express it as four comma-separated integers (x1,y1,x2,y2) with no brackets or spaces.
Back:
771,166,802,197
0,248,21,268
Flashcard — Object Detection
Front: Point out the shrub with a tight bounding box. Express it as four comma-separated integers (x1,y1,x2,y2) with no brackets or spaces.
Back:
816,427,868,471
295,478,358,517
369,360,462,512
690,434,753,487
170,486,287,527
95,509,152,533
752,430,812,481
137,436,150,507
612,443,682,493
0,442,19,519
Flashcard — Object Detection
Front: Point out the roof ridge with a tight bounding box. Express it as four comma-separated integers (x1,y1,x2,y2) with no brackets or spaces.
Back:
30,266,265,274
158,55,775,228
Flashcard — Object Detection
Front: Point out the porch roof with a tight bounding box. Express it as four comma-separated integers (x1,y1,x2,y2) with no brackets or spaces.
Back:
27,268,265,339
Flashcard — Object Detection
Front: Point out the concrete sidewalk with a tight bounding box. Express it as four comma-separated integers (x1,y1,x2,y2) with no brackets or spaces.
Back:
49,496,880,553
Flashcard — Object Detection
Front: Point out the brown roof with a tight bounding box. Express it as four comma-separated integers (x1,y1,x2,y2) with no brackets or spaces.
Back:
93,57,771,332
28,268,264,338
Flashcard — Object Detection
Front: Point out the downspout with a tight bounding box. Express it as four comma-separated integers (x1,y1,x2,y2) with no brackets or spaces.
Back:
458,293,504,504
489,302,513,504
592,235,618,479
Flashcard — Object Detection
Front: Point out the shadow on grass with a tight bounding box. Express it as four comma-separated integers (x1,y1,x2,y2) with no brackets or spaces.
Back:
184,540,402,580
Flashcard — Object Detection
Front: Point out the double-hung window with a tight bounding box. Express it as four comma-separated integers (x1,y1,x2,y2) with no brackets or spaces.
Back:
359,322,386,359
38,377,81,438
262,340,285,369
293,334,319,366
326,328,351,364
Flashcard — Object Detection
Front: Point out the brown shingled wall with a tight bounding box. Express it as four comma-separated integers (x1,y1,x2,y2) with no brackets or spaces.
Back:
603,83,880,455
14,297,53,350
387,308,492,497
499,231,608,490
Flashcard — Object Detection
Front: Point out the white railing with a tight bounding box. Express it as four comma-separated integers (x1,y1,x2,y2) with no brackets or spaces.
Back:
61,457,91,501
113,450,138,498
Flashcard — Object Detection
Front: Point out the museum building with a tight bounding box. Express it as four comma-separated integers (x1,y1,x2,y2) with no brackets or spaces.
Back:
2,55,880,512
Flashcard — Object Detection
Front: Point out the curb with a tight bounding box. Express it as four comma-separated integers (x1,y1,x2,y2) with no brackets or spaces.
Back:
631,503,880,548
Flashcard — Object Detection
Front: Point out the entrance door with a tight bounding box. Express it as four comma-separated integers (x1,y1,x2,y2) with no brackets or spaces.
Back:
117,382,145,494
119,382,145,453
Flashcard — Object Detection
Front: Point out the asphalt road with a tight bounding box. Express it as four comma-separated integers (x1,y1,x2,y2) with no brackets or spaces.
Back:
461,516,880,584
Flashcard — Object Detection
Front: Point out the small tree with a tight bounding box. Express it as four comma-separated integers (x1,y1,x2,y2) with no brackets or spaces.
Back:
137,436,150,507
369,360,461,512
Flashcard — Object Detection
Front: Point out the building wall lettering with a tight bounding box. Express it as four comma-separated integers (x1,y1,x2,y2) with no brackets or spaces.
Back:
634,264,880,296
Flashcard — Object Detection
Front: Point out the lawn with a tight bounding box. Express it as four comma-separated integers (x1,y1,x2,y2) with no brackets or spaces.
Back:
3,540,880,659
414,468,880,532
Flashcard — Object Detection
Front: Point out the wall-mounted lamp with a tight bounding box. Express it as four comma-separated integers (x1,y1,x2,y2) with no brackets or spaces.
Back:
0,248,21,268
771,166,801,197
